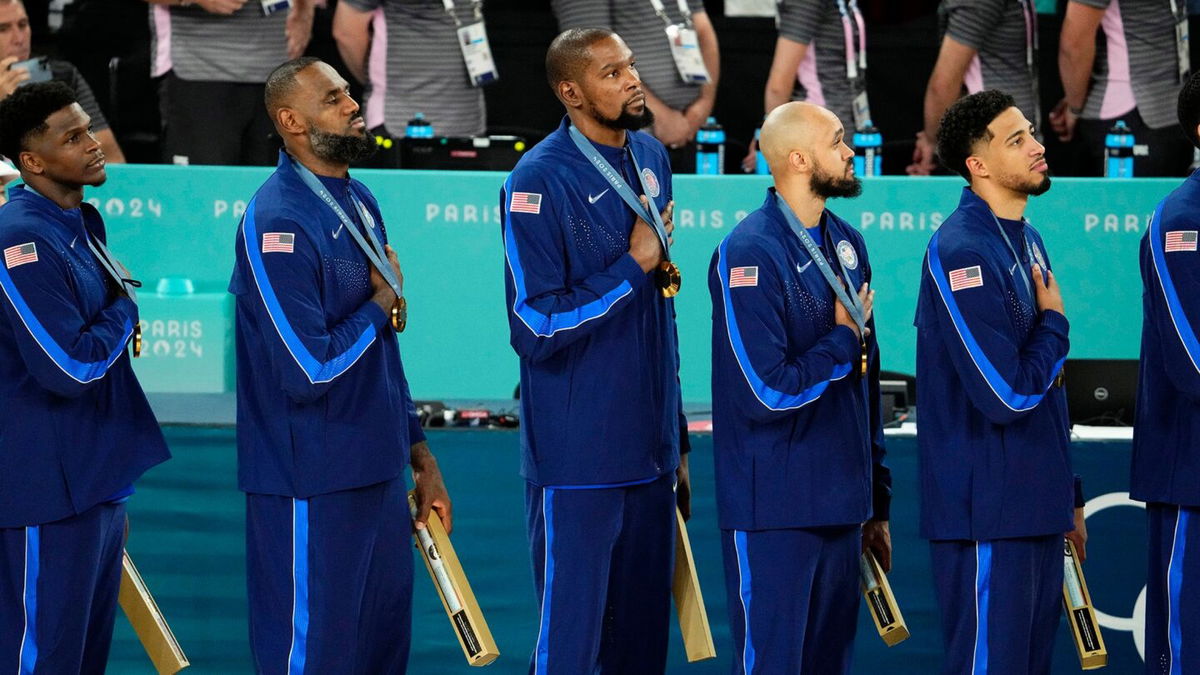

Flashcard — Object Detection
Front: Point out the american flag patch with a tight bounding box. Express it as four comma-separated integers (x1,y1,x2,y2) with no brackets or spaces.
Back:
3,242,37,268
510,192,542,214
262,232,295,254
948,265,983,292
729,266,758,288
1165,230,1198,252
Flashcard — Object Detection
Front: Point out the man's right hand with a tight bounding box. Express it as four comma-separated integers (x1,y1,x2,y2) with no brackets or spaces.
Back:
835,282,874,339
0,57,30,99
369,261,397,314
196,0,248,15
1033,264,1065,316
629,197,674,273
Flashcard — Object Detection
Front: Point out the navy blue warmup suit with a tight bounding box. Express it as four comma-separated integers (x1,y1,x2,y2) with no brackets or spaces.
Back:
230,152,426,674
0,185,169,674
1134,171,1200,674
501,118,688,674
709,190,891,674
915,187,1074,675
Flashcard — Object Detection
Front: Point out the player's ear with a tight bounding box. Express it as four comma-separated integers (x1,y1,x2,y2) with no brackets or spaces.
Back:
275,107,305,136
558,80,584,110
18,150,43,176
965,155,989,179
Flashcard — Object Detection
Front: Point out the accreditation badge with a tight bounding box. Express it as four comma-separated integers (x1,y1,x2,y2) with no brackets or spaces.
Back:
664,24,711,84
457,21,500,86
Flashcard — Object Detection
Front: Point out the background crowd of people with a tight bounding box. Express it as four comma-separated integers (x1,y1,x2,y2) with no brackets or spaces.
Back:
11,0,1200,175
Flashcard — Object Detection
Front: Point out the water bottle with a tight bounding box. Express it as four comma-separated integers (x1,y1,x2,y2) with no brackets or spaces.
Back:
405,112,434,139
853,123,882,177
695,117,725,175
754,126,769,175
1105,120,1134,178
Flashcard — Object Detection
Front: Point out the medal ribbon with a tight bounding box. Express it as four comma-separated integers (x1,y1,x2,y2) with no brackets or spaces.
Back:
290,158,404,302
567,125,671,261
775,193,866,337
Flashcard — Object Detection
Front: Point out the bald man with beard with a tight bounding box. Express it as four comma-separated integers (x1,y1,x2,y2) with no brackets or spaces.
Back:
708,101,892,674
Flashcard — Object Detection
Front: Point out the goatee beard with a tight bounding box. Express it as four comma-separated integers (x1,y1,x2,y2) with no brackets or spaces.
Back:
310,127,377,164
812,163,862,199
1020,174,1051,196
593,103,655,132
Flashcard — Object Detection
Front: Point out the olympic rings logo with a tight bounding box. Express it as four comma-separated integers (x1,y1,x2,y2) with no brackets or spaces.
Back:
1084,492,1146,660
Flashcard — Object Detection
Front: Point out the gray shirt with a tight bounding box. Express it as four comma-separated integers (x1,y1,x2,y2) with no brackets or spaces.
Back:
940,0,1040,127
148,3,288,83
552,0,708,112
341,0,486,137
779,0,866,133
1070,0,1187,128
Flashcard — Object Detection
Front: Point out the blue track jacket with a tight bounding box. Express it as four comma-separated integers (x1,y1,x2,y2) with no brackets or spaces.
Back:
1133,171,1200,507
915,187,1073,541
709,189,891,531
0,186,168,528
230,152,425,498
501,117,687,486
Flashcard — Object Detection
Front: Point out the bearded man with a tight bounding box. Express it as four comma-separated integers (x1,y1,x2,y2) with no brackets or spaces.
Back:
228,57,451,674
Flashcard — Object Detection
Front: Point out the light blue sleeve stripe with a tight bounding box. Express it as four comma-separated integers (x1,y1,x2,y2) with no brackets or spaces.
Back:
717,238,851,412
288,499,309,675
972,541,991,675
1168,508,1188,675
534,487,555,675
0,260,132,384
734,530,755,674
928,232,1062,413
1149,198,1200,376
242,197,377,385
19,526,38,675
502,175,634,338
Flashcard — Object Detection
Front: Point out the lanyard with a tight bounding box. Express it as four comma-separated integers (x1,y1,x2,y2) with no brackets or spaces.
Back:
567,125,671,261
775,193,865,335
441,0,482,26
835,0,867,80
1018,0,1037,72
989,212,1037,302
84,231,140,303
290,158,404,301
649,0,695,28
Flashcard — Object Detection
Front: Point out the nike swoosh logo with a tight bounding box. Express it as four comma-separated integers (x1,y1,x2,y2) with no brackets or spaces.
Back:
332,223,344,239
588,189,609,204
797,260,813,274
1010,262,1018,275
70,236,77,248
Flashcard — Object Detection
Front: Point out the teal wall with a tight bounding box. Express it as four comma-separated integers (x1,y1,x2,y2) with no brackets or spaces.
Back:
82,166,1174,401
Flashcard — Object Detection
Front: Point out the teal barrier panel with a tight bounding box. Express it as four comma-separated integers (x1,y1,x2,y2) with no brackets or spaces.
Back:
83,166,1174,400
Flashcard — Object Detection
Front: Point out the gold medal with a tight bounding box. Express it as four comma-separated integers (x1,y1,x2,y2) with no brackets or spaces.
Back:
132,323,142,358
392,296,407,333
1055,367,1064,388
656,260,681,298
860,340,868,376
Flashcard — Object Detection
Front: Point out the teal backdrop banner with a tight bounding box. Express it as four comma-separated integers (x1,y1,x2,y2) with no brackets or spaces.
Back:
76,166,1173,400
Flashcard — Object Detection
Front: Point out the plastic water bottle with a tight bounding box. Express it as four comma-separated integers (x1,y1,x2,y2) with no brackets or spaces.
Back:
853,123,882,177
1105,121,1134,178
405,112,434,139
754,126,769,175
695,117,725,175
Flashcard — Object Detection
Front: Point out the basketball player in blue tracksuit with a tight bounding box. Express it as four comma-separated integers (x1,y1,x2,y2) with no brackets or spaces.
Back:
710,102,892,674
1132,72,1200,674
915,90,1086,675
230,58,450,674
501,29,687,673
0,82,169,673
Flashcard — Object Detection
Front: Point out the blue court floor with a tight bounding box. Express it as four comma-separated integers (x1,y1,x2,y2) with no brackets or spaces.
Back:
107,427,1146,673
